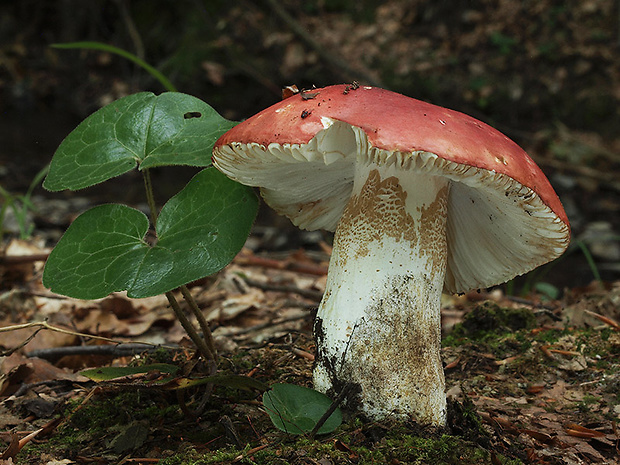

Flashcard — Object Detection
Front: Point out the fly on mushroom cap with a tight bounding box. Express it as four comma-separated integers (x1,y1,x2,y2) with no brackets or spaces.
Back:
212,84,570,425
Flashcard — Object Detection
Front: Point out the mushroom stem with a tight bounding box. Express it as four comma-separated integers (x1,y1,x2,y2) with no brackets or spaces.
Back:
313,160,450,425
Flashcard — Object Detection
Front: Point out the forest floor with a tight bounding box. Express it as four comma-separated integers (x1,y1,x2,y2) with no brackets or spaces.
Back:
0,242,619,464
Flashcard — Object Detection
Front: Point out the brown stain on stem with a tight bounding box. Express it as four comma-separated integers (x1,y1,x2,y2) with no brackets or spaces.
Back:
337,168,449,279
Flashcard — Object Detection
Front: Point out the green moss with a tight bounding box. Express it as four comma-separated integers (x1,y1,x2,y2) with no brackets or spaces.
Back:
445,302,536,344
574,394,601,413
21,390,184,463
533,328,567,344
156,412,523,465
224,350,256,372
22,384,524,465
443,302,537,360
158,447,249,465
160,434,515,465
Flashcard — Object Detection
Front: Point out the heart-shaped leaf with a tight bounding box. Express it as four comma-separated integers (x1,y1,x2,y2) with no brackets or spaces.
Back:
43,168,258,299
43,92,236,191
263,384,343,435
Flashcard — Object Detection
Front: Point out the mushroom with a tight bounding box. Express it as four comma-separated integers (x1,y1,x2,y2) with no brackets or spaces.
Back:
212,84,570,425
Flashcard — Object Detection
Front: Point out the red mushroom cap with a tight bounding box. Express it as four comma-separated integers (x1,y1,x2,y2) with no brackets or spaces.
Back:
216,85,567,226
213,84,570,293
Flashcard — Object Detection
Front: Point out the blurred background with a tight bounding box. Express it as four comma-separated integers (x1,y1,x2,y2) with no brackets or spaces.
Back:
1,0,619,292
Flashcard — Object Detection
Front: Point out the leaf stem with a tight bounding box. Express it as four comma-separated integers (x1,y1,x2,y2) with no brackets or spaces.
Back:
141,169,217,369
181,285,217,363
165,291,215,364
51,41,177,92
576,240,603,284
143,169,158,228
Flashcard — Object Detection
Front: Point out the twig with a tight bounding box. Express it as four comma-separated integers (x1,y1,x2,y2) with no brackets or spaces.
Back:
0,321,168,350
233,443,271,463
269,344,315,361
242,277,324,301
280,299,318,310
537,157,620,192
13,379,78,397
585,310,620,331
224,314,311,337
505,295,556,310
1,325,44,356
309,383,356,439
220,415,242,448
262,0,382,87
26,343,175,360
0,253,50,265
234,255,328,276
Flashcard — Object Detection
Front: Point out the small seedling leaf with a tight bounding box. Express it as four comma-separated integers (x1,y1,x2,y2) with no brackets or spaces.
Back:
109,420,150,453
533,281,560,300
81,364,180,382
262,383,342,435
43,92,236,191
82,365,268,392
161,374,268,392
43,168,258,299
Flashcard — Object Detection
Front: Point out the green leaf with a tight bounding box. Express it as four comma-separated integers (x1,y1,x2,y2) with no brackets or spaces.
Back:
109,421,150,453
43,92,236,191
262,384,343,435
161,374,268,392
81,364,180,382
43,168,258,299
81,364,267,392
533,282,560,300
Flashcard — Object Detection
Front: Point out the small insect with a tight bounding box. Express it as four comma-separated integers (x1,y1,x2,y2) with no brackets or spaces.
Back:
301,88,319,100
301,110,312,119
343,80,360,94
183,111,202,119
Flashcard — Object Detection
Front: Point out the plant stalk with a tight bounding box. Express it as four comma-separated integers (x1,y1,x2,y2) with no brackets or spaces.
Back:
51,42,177,92
141,169,217,368
165,291,215,363
143,169,158,228
180,285,217,363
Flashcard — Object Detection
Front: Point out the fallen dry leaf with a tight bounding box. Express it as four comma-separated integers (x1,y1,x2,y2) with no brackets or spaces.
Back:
564,422,606,438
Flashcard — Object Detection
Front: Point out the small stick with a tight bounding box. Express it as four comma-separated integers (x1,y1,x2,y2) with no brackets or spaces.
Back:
233,443,271,463
0,253,50,265
224,314,310,337
0,321,172,355
585,310,620,331
26,343,173,360
234,255,328,276
309,384,357,439
242,277,324,301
